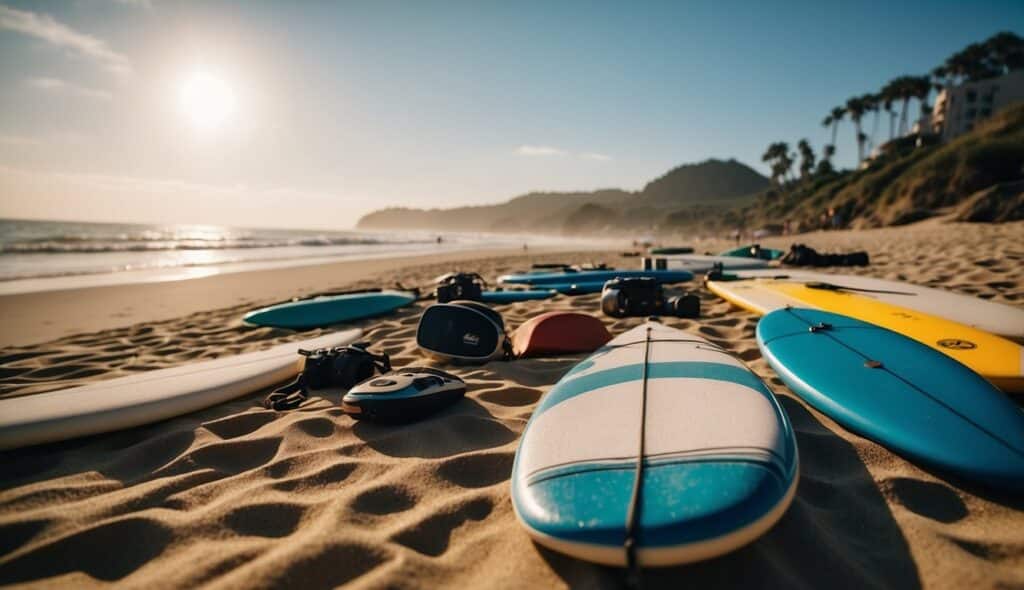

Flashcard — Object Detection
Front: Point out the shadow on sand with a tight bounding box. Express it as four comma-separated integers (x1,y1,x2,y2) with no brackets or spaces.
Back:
536,395,923,590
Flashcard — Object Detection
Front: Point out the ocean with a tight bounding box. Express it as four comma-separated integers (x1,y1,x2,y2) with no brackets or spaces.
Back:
0,218,580,292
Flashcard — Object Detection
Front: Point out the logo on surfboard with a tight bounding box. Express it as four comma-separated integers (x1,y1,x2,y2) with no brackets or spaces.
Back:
937,339,976,350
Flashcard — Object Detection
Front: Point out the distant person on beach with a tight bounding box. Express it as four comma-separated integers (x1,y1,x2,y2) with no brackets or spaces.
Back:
830,208,843,230
437,235,443,244
820,211,829,231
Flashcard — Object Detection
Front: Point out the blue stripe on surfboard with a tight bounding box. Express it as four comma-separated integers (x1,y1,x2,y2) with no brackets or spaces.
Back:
525,449,792,487
534,361,775,417
512,459,789,548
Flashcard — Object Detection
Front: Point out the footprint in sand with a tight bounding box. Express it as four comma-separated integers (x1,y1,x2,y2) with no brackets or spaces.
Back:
436,451,515,488
222,502,307,538
350,484,418,515
389,496,493,557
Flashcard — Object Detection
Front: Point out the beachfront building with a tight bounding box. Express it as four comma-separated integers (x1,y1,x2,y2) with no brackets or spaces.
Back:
931,69,1024,141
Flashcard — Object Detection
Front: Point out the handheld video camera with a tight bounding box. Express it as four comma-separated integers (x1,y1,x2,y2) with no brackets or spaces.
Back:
600,277,700,319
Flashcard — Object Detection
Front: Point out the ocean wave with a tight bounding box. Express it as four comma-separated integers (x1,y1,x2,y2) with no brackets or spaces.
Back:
0,236,420,254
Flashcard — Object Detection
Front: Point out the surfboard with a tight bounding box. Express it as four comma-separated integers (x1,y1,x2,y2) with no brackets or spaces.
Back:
649,246,694,255
540,280,689,295
498,269,693,286
479,289,557,303
706,269,1024,339
512,322,798,567
243,290,416,329
544,282,606,295
757,308,1024,490
707,272,1024,392
719,245,785,260
0,329,362,450
645,254,771,272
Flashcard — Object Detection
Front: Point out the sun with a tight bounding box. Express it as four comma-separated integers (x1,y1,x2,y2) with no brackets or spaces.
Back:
178,70,235,133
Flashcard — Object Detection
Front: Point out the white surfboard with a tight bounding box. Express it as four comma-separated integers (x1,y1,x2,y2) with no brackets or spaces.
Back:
0,329,362,450
647,254,771,272
707,269,1024,340
512,322,798,566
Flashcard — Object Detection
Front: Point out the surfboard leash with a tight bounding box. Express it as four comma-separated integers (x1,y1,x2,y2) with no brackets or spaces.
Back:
624,324,652,587
805,281,915,296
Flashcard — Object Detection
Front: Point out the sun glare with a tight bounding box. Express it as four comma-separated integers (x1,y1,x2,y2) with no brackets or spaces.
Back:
178,70,235,133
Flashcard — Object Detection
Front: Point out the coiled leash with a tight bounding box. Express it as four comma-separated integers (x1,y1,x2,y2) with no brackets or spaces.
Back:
264,343,391,411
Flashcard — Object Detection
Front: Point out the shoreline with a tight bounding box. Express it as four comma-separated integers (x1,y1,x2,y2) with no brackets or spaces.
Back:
0,246,592,348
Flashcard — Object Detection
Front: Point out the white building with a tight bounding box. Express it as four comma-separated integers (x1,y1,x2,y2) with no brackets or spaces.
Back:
931,69,1024,141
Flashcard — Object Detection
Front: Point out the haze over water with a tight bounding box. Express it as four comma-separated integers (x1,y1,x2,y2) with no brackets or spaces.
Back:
0,218,588,286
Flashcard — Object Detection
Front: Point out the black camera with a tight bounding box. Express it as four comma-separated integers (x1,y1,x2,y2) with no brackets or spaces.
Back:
265,344,392,411
435,272,484,303
298,345,390,390
601,277,700,318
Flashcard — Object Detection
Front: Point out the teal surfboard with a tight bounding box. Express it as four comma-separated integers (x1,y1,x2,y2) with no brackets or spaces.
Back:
498,269,693,286
757,307,1024,490
512,322,798,566
480,289,557,303
544,282,606,295
243,290,416,329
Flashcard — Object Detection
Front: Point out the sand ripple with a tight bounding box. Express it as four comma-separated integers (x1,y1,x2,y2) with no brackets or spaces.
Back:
1,220,1023,588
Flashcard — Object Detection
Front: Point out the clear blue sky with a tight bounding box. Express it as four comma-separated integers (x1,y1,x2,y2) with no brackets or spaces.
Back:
0,0,1021,229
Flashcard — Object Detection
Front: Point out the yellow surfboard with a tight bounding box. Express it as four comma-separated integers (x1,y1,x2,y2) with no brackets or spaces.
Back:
707,278,1024,393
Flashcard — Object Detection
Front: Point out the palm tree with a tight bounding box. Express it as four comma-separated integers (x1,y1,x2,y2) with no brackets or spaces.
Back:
762,142,795,186
780,145,795,183
797,139,816,180
860,93,880,155
944,43,994,84
985,31,1024,73
908,76,932,129
823,144,835,163
821,106,844,163
931,34,1022,99
931,65,949,92
761,142,784,186
883,95,897,142
845,96,867,163
880,78,903,139
829,106,844,149
890,76,918,136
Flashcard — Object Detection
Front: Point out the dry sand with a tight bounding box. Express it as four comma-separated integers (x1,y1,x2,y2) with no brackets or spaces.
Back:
0,220,1022,589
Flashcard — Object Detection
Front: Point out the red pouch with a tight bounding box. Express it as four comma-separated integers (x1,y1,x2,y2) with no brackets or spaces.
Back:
512,312,612,358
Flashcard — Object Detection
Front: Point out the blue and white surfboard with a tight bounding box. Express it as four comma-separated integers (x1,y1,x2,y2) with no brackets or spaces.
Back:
511,322,798,567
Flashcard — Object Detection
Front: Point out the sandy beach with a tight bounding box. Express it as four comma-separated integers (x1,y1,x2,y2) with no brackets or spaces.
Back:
1,219,1023,589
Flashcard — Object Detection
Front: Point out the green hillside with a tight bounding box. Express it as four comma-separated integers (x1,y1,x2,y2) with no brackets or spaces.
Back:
737,101,1024,231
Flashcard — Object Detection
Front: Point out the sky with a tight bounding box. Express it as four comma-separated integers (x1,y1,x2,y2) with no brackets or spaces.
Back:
0,0,1021,230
